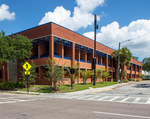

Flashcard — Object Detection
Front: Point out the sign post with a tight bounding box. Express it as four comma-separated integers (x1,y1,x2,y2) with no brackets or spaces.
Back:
23,62,31,94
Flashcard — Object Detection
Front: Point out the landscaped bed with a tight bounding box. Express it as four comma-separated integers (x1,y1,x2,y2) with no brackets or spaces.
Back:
18,82,117,93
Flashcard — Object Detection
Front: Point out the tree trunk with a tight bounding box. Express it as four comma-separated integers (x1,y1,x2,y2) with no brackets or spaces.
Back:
102,78,104,84
83,79,86,85
54,82,57,92
115,62,118,80
120,64,124,82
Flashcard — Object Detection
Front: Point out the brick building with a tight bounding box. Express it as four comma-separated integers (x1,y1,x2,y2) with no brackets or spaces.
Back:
0,22,142,84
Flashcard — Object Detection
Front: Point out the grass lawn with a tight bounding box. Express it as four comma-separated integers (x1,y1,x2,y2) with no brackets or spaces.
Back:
18,81,117,93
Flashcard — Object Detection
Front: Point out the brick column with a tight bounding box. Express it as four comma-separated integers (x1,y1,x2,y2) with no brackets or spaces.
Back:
62,45,64,59
49,36,54,60
130,65,132,79
135,65,137,78
49,36,54,86
111,72,113,82
38,44,40,59
85,52,87,62
78,50,80,83
38,66,41,78
71,43,75,67
100,56,102,65
105,54,108,81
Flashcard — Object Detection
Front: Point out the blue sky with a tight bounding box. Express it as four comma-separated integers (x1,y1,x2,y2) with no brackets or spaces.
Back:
1,0,150,62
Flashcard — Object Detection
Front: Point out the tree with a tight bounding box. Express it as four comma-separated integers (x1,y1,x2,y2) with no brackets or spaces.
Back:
111,47,132,81
0,30,33,82
122,70,127,80
11,34,33,63
65,62,79,88
19,60,38,87
0,30,12,66
80,69,93,85
142,57,150,72
95,69,102,82
132,56,138,60
101,68,111,84
44,58,66,91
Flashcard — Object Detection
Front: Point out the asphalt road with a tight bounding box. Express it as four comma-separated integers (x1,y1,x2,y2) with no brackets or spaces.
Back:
0,81,150,119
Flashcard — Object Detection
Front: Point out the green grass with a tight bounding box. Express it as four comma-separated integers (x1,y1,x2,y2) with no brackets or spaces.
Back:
18,81,117,93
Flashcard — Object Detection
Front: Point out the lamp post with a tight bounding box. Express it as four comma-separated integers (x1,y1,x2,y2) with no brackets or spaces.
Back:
93,14,98,86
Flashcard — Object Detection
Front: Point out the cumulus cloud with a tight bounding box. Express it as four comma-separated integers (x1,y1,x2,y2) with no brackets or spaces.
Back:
38,0,104,31
0,4,15,21
83,19,150,61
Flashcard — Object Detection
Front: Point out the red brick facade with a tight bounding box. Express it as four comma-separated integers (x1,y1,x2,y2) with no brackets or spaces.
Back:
0,22,142,84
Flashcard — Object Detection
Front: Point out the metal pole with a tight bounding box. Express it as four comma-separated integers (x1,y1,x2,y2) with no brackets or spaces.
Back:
27,75,29,93
3,65,5,83
71,75,73,90
93,14,97,86
117,42,120,84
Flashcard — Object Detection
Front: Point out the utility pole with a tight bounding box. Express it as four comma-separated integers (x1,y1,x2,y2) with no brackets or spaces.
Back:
117,42,120,84
93,14,98,86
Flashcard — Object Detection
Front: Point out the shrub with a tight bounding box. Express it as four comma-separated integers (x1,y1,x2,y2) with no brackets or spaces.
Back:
137,79,139,82
113,79,117,82
133,79,135,81
0,82,24,90
129,78,133,81
123,80,128,83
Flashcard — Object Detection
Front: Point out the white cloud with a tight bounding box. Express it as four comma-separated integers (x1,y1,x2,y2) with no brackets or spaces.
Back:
38,0,105,31
83,19,150,61
0,4,15,21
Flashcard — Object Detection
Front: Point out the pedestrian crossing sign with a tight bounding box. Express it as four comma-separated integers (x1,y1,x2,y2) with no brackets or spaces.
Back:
25,71,30,75
23,62,31,71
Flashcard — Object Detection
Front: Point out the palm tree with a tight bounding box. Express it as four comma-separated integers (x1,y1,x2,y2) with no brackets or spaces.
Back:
111,47,132,81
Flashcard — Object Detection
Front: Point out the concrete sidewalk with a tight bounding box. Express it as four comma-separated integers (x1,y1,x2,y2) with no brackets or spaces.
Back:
0,82,135,96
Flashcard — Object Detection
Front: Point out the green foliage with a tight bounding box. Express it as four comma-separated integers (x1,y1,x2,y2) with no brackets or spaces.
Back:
19,61,38,86
19,82,117,93
132,56,138,60
0,30,12,66
111,47,132,81
123,80,128,83
0,82,24,90
44,58,66,91
65,62,79,82
0,31,32,66
95,69,103,81
101,68,111,84
12,34,33,63
122,70,127,80
142,57,150,72
139,73,145,79
80,69,93,85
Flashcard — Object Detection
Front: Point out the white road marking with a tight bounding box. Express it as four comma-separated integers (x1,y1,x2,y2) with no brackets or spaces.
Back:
68,95,82,99
108,97,119,101
76,95,93,99
146,98,150,104
93,111,150,118
132,98,141,103
120,97,130,102
86,95,101,100
98,96,109,101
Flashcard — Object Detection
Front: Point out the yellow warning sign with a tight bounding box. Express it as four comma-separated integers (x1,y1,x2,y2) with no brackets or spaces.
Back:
25,71,30,75
23,62,31,71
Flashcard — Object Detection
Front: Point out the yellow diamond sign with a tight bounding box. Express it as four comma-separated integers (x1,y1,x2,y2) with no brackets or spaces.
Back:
23,62,31,71
24,71,30,75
